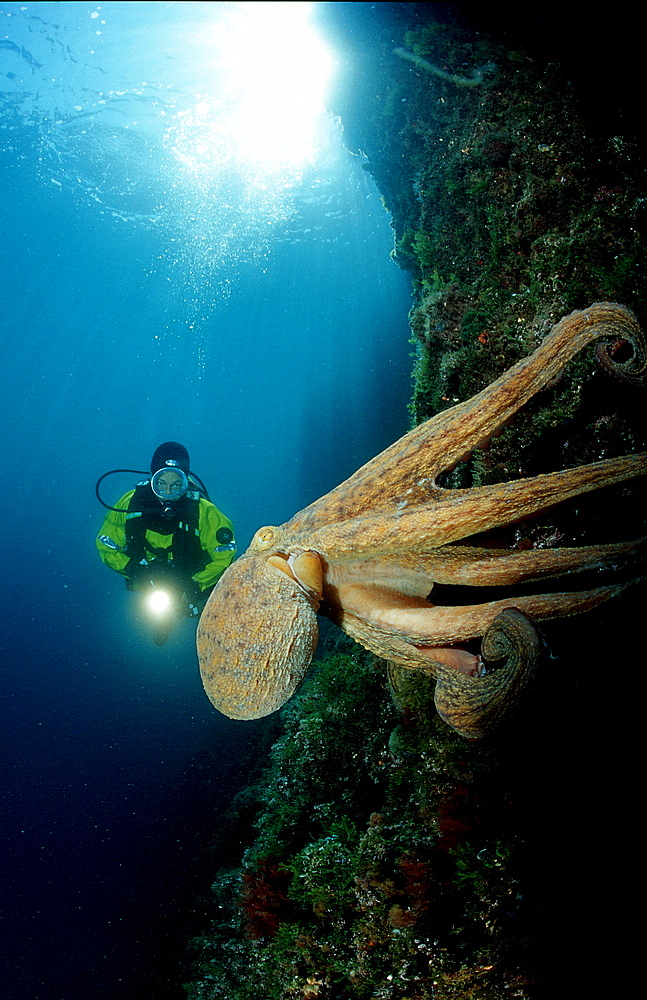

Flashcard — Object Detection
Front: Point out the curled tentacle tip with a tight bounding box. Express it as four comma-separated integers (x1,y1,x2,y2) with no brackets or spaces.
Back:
590,302,646,385
433,608,542,740
595,337,647,386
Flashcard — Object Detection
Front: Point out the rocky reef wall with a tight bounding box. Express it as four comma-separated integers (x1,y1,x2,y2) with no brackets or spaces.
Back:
182,7,645,999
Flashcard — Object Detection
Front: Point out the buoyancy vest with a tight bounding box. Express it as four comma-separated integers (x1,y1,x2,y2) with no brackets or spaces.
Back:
124,482,210,575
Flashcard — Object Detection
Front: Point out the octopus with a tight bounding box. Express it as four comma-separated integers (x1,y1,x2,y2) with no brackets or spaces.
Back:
197,303,647,738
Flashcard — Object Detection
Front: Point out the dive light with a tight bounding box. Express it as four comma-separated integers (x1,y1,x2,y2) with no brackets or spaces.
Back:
148,589,172,615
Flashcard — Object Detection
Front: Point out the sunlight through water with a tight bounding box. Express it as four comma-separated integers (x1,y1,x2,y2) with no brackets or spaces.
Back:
170,2,334,175
1,1,336,272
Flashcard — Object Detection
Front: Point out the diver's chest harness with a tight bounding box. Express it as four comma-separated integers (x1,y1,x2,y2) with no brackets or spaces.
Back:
124,483,209,573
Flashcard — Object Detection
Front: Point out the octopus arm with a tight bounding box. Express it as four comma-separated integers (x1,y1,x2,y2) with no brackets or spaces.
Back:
321,537,646,595
333,578,640,657
433,609,541,740
308,453,647,557
394,535,647,587
287,303,645,530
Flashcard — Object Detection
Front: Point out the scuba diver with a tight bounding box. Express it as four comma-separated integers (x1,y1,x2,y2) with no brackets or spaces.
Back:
96,441,236,645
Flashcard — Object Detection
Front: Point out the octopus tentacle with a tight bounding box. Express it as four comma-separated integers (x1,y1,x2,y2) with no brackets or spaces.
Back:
595,329,647,384
287,302,644,531
433,609,541,739
308,452,647,557
333,578,641,665
321,536,647,595
393,536,647,588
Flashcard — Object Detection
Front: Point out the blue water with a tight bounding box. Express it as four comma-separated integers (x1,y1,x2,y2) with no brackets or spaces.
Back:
1,4,412,997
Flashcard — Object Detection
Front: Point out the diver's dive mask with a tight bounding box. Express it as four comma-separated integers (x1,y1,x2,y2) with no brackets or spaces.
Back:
151,463,189,502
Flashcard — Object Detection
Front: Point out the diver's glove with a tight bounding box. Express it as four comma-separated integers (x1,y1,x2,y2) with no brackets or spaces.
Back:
182,579,204,605
179,579,205,617
148,562,183,590
125,560,153,591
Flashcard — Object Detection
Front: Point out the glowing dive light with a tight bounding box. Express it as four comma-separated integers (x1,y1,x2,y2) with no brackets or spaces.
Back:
148,589,171,615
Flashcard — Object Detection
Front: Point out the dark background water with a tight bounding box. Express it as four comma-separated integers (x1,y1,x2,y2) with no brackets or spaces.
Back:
0,4,412,997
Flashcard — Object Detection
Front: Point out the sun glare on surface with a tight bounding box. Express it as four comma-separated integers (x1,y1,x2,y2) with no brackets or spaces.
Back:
168,1,334,180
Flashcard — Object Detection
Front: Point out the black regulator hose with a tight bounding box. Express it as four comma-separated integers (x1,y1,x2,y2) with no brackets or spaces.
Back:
95,469,149,512
95,468,211,511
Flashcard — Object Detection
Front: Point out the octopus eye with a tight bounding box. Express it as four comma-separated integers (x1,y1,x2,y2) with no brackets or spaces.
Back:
253,526,277,550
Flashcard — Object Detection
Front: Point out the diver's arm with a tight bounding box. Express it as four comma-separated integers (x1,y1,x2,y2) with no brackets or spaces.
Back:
96,490,134,576
192,500,237,591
